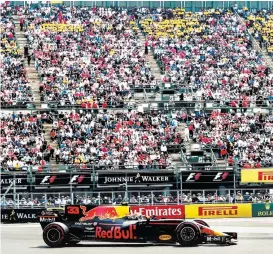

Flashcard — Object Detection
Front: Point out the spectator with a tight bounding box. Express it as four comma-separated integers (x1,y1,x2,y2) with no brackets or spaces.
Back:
0,112,48,170
23,6,156,108
27,53,31,66
0,15,34,107
138,8,272,168
50,109,186,169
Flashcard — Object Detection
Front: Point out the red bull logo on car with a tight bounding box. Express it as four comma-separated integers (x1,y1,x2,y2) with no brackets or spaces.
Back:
96,225,137,240
80,206,129,221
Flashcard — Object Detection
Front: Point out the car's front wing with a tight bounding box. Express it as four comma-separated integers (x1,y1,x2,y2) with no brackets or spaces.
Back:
196,223,238,245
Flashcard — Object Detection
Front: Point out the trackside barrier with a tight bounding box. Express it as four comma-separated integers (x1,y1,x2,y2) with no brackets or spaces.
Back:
252,203,273,217
185,204,252,219
1,208,43,223
2,203,273,223
130,205,185,219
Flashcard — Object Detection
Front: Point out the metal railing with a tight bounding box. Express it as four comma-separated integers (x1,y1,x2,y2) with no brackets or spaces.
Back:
1,98,272,110
1,162,234,174
1,189,272,209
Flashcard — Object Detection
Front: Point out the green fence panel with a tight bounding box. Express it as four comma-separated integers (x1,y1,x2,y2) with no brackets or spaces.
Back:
252,203,273,217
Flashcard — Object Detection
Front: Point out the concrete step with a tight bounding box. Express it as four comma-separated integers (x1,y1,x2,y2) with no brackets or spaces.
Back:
27,73,39,77
43,123,59,148
27,69,38,73
14,22,41,107
15,35,26,38
169,153,181,161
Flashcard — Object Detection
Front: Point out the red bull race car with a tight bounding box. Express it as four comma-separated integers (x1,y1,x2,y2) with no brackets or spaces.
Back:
39,204,237,247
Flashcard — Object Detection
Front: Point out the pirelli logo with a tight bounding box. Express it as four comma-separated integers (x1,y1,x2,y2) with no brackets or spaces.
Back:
198,206,238,216
258,171,273,181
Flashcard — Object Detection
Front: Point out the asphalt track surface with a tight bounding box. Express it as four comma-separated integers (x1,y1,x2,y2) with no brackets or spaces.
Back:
1,218,273,254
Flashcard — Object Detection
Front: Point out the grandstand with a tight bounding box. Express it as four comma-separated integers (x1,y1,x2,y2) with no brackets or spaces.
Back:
1,1,273,208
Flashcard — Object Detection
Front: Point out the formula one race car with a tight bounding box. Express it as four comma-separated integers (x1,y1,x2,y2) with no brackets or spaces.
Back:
39,204,237,247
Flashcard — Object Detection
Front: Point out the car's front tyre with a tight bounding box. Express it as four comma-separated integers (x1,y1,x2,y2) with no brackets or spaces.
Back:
43,222,69,247
176,222,201,247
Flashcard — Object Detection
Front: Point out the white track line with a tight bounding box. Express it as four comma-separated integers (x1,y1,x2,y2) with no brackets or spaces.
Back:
1,224,40,228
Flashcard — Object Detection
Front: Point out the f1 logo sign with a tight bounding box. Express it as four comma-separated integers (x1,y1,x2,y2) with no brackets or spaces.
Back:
40,175,56,184
186,173,201,182
213,172,229,181
70,175,80,184
69,175,85,184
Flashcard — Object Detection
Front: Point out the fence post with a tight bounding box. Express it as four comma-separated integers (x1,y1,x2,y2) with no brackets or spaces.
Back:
70,169,72,202
31,193,33,208
233,164,237,202
180,171,183,200
13,173,16,207
92,165,96,190
228,189,231,203
112,192,115,205
71,192,74,205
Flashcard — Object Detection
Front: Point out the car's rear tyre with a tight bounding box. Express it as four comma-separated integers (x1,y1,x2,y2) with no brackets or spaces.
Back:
43,222,69,247
176,222,201,247
194,220,210,227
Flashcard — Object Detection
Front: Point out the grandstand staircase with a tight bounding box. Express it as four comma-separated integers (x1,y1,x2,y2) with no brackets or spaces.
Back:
13,16,41,110
135,25,192,168
13,16,58,171
236,12,273,70
169,122,192,167
43,123,59,170
261,49,273,70
136,26,162,102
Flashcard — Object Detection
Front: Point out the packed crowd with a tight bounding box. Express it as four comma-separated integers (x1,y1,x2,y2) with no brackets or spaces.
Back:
139,8,272,106
50,109,185,169
0,11,34,107
21,6,156,107
0,112,53,171
240,8,273,55
187,110,273,168
1,191,272,208
0,5,272,172
135,8,273,168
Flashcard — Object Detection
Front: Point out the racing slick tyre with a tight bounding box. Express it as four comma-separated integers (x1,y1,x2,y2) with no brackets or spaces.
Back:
43,222,69,247
194,220,210,227
176,222,201,247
